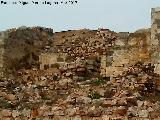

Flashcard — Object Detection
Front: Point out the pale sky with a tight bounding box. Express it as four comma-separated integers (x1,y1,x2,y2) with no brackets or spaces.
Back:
0,0,160,32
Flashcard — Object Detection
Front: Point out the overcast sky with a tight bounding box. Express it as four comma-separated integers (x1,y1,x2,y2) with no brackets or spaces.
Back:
0,0,160,32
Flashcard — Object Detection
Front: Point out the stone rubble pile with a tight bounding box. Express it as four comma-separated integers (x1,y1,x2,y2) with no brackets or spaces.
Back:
1,27,160,120
0,62,160,120
53,29,117,62
59,57,101,81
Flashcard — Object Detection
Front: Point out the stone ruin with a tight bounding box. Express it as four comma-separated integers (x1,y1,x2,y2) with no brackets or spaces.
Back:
0,8,159,79
0,8,157,79
0,27,53,75
0,7,160,120
151,7,160,74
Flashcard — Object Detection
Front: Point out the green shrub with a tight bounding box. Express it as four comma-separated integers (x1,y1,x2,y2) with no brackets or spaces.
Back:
92,79,106,86
0,100,12,108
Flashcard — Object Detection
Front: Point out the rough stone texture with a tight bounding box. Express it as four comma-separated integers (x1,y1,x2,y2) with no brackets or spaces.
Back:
0,7,160,120
39,52,67,70
0,25,152,79
151,7,160,74
105,32,150,77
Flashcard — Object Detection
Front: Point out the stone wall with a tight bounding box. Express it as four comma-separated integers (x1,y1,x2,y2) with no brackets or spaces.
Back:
39,52,67,70
105,32,151,77
151,7,160,74
0,7,160,78
0,28,153,78
0,32,5,67
0,31,6,76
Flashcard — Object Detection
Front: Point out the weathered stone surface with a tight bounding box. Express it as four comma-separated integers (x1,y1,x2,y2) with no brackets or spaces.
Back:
58,78,72,86
0,10,160,119
12,110,20,118
88,106,102,117
5,94,15,101
137,100,144,107
0,109,12,117
112,107,127,117
22,109,31,117
138,110,149,118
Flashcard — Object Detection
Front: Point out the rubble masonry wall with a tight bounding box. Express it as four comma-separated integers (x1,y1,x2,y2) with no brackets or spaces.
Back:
39,53,66,69
151,7,160,74
105,32,151,77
